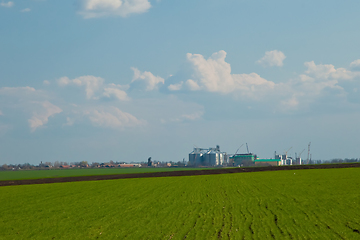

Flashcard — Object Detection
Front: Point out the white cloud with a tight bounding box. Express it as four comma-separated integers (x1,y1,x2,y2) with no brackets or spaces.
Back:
28,101,62,132
86,107,145,129
57,75,104,99
43,80,50,85
0,86,36,94
103,87,129,100
0,110,3,115
257,50,286,67
0,1,14,7
185,79,201,91
168,81,183,91
57,76,71,86
304,61,355,80
20,8,31,12
350,59,360,71
57,76,131,101
184,50,275,95
130,67,164,91
181,112,203,121
78,0,151,19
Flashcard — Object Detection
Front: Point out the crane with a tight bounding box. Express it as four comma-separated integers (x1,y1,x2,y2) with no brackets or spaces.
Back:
234,144,244,155
285,147,292,156
298,149,305,158
307,142,311,164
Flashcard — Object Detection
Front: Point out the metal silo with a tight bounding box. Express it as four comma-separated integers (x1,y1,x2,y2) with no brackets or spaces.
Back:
207,150,218,166
219,152,224,165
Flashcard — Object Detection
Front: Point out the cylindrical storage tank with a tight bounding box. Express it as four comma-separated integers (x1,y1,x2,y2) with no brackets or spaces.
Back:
202,151,209,166
219,153,224,165
195,153,203,165
189,152,196,165
208,150,217,166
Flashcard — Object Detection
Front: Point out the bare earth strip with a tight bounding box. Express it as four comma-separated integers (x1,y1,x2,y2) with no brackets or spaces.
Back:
0,163,359,187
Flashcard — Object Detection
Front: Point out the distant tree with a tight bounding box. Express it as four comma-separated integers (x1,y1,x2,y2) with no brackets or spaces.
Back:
54,161,60,168
91,162,99,168
44,162,52,167
1,164,8,170
21,163,32,170
80,161,88,167
148,157,152,167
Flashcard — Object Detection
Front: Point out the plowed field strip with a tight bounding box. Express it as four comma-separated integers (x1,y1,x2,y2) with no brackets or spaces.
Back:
0,163,359,186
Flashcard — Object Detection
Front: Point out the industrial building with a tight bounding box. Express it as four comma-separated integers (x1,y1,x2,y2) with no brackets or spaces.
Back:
229,153,256,166
188,145,227,166
229,154,281,166
189,144,307,167
275,154,302,165
254,159,281,166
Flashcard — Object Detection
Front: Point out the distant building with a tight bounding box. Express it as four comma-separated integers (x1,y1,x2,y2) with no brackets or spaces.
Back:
118,164,141,168
294,157,302,165
254,159,281,166
189,145,227,166
275,154,296,165
229,153,256,166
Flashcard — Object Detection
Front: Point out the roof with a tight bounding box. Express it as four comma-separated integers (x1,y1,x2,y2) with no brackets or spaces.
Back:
230,154,254,159
254,159,281,162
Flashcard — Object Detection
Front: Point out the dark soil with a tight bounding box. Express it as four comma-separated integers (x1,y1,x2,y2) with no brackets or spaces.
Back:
0,163,359,187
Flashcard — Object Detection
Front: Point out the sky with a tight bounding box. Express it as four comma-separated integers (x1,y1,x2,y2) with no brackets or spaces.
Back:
1,0,360,165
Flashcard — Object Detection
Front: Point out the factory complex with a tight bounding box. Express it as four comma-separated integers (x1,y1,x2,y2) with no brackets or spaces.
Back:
189,144,310,167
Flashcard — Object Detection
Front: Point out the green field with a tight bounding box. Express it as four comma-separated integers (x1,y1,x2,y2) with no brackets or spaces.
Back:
0,167,204,181
0,168,359,239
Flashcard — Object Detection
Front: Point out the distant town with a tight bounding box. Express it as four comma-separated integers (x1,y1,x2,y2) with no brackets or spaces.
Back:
1,143,359,171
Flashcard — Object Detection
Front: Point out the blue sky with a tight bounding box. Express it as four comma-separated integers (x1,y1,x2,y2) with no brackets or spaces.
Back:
1,0,360,164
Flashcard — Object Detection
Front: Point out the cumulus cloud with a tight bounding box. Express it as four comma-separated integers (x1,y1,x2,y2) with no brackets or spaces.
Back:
130,67,164,91
28,101,62,132
304,61,355,80
183,50,275,96
85,107,145,129
57,76,130,100
20,8,31,12
164,51,360,111
43,80,50,85
57,75,104,99
257,50,286,67
0,1,13,7
78,0,151,19
103,86,129,100
168,81,183,91
350,59,360,71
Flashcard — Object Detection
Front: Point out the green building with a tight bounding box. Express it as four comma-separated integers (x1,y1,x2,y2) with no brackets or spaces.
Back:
254,159,281,166
229,154,255,166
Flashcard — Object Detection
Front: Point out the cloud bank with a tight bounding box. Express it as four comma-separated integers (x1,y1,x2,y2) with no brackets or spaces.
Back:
78,0,151,18
2,50,360,133
0,1,13,7
169,50,275,97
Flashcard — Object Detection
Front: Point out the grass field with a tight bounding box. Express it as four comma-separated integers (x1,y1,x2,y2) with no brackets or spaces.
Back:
0,167,204,181
0,168,359,239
